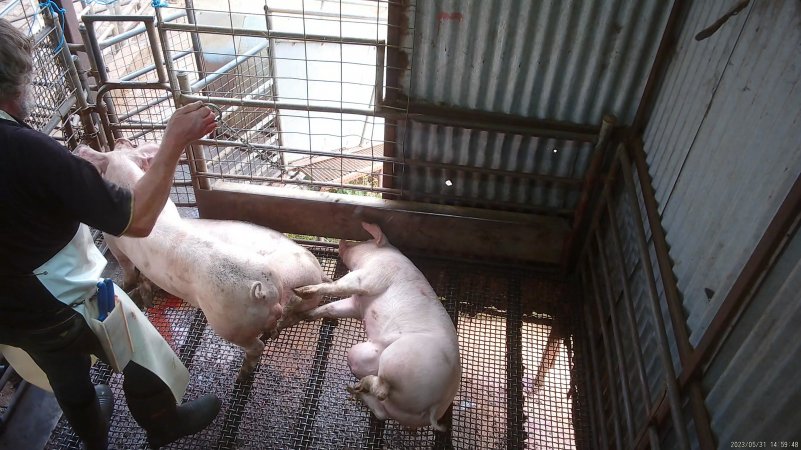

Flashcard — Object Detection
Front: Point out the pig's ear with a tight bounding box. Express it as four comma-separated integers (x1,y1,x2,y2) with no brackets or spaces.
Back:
75,145,108,173
135,143,160,171
361,222,385,246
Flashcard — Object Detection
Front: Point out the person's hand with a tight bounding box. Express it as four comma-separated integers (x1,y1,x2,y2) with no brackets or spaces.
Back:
162,102,217,152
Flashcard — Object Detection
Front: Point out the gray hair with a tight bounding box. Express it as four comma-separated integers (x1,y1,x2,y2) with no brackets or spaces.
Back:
0,18,34,104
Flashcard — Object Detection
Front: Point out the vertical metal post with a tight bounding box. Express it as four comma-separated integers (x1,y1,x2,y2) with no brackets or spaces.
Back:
72,56,106,150
144,19,168,84
177,72,210,191
154,6,182,105
183,0,207,82
630,141,716,449
581,284,612,450
580,327,602,450
79,22,121,141
617,146,690,450
604,193,662,450
263,5,285,166
586,259,624,450
595,235,636,445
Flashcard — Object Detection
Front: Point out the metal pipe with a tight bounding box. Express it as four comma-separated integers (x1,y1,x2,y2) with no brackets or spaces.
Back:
178,72,210,191
182,0,207,87
617,147,690,450
154,6,183,105
145,19,168,83
586,257,624,450
121,50,192,82
582,298,610,450
80,21,122,140
159,21,386,47
594,234,636,445
190,40,270,92
579,330,602,450
630,140,715,449
563,114,617,269
263,4,284,154
604,191,661,450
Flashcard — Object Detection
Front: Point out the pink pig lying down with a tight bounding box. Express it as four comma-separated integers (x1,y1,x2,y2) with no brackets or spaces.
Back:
294,223,462,431
76,140,325,380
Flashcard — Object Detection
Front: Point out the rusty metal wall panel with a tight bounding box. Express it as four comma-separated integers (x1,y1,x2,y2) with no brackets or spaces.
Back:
398,120,593,212
401,0,673,126
703,223,801,445
642,0,801,344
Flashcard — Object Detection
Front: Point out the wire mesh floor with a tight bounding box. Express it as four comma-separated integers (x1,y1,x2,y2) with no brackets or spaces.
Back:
44,246,587,450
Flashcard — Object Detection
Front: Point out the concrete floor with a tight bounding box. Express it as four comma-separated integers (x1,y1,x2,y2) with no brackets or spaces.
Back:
0,383,61,450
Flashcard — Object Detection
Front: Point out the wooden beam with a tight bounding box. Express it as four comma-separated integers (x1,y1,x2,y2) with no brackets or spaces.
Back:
196,182,569,266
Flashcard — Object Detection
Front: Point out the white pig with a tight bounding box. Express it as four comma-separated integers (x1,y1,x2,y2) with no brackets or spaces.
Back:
187,219,330,335
294,222,461,430
102,140,329,334
76,142,282,381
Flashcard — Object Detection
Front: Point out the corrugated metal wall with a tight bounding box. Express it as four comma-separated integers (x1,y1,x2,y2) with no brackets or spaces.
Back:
643,0,801,344
393,0,675,215
402,0,672,125
703,222,801,445
580,0,801,448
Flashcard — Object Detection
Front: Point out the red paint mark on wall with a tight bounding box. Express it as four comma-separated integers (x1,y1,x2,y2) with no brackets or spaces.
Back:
437,11,464,24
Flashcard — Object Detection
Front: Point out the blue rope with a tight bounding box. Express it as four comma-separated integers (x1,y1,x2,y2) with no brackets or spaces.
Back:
151,0,168,7
38,0,66,54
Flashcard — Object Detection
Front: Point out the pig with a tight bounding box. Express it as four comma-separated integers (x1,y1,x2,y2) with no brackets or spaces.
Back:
186,219,330,336
294,222,461,431
76,141,282,381
101,141,329,335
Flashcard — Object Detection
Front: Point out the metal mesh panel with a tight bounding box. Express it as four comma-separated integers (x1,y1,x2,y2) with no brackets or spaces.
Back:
44,246,585,449
151,1,394,198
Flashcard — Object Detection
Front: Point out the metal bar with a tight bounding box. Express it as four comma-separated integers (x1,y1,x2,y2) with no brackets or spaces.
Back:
506,275,526,449
632,0,688,134
582,299,610,450
182,92,373,117
393,101,600,142
595,234,636,445
159,21,386,47
578,150,623,265
630,140,715,449
263,5,284,153
580,327,604,450
190,40,270,92
154,6,185,106
585,260,623,450
121,50,192,82
617,147,690,450
145,19,168,83
381,0,403,196
80,21,122,140
182,0,208,88
604,189,661,450
563,115,618,269
405,158,584,185
85,16,153,48
178,72,210,191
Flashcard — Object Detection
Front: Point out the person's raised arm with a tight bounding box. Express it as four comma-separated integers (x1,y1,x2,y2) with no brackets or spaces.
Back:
124,102,216,237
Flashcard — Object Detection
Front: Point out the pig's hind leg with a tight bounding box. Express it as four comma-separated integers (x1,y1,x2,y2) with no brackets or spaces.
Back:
304,296,360,321
347,375,390,421
348,341,383,378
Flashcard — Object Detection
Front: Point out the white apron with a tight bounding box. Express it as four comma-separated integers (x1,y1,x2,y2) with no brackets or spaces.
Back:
0,225,189,402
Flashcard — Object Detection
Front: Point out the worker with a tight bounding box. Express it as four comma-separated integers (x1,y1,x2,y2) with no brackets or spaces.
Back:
0,18,219,449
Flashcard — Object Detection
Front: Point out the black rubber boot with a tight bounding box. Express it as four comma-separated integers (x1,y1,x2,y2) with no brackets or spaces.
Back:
126,388,221,449
59,384,114,450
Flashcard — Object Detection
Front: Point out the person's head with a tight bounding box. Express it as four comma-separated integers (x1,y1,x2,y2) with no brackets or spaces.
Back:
0,18,34,119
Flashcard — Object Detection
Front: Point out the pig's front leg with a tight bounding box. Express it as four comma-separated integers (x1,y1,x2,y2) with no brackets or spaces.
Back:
293,270,371,299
